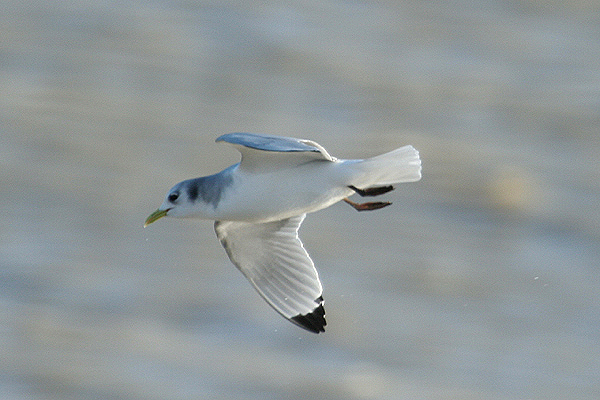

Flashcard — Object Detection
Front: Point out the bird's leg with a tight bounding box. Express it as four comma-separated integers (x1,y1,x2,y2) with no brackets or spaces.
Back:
343,198,392,211
348,185,394,197
343,185,394,211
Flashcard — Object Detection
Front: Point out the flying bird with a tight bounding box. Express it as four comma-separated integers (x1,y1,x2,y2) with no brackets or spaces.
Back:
144,133,421,333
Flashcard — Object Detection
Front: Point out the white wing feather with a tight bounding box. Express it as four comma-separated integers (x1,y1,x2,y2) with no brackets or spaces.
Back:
214,214,326,332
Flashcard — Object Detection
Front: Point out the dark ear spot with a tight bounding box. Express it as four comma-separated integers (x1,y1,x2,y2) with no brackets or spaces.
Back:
187,183,199,202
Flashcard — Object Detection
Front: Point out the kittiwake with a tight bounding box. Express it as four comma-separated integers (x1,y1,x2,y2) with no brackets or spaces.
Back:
144,132,421,333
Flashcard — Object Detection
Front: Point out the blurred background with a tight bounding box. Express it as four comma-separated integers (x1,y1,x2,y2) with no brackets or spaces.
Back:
1,1,599,399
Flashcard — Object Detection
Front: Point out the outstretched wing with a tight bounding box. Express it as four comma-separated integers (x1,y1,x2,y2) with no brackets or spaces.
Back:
216,132,335,173
214,214,326,333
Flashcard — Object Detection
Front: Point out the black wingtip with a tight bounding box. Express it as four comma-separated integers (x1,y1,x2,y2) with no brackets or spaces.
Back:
290,297,326,334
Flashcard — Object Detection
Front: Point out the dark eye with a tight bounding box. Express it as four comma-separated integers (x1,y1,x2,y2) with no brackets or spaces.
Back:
168,192,179,203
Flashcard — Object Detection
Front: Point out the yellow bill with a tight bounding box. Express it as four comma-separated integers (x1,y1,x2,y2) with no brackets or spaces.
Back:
144,209,169,227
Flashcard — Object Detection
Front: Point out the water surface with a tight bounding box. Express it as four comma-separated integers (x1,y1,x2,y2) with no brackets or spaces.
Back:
1,1,599,399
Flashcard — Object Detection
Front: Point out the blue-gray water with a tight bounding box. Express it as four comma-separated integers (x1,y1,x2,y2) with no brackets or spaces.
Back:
2,1,599,399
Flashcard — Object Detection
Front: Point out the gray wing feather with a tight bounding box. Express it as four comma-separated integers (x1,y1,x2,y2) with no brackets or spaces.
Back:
216,133,335,172
217,132,320,153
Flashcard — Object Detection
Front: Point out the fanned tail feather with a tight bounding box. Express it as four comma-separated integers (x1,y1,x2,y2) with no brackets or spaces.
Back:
349,145,421,188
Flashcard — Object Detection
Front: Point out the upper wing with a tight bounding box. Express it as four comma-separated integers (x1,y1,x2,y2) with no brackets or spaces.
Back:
214,214,326,333
216,133,335,173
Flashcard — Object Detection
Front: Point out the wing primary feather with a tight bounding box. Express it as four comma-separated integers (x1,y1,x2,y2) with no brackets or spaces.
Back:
290,298,326,333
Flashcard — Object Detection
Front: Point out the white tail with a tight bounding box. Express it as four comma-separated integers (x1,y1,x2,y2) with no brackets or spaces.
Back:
347,145,422,188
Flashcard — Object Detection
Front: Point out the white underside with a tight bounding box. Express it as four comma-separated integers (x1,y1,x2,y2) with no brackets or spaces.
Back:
204,145,421,223
211,162,352,222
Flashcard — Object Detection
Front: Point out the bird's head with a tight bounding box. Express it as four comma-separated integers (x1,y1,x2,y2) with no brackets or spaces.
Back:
144,180,200,227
